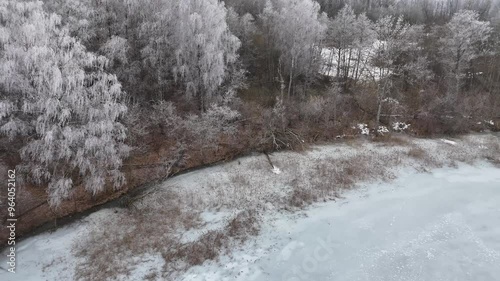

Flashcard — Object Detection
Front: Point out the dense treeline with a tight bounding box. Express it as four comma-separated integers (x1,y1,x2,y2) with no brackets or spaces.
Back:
1,0,499,205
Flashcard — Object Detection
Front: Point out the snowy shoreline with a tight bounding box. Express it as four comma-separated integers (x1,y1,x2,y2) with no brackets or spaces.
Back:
1,134,499,281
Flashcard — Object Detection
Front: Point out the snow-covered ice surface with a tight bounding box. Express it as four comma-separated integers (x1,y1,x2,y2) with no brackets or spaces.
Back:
180,163,500,281
0,210,108,281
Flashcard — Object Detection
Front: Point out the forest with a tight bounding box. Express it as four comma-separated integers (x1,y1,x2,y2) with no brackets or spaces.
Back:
0,0,500,208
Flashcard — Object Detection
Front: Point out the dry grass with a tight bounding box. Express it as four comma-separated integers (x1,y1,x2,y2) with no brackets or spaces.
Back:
289,187,318,207
285,135,500,209
74,190,259,281
407,146,426,159
286,151,404,208
468,136,500,166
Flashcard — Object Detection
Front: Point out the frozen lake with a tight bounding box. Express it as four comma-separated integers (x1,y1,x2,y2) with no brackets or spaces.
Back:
182,163,500,281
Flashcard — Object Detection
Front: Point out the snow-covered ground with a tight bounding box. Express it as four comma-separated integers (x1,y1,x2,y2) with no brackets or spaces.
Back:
180,163,500,281
1,136,499,281
321,41,385,81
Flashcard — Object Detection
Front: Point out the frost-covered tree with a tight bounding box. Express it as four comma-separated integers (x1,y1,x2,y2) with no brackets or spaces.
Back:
0,0,129,206
142,0,241,110
326,5,357,82
261,0,327,97
325,5,376,86
44,0,153,102
100,35,131,67
439,10,492,96
368,15,428,128
43,0,96,43
352,13,377,82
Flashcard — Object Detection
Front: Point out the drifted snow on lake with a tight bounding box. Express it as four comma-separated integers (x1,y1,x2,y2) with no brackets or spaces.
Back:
181,163,500,281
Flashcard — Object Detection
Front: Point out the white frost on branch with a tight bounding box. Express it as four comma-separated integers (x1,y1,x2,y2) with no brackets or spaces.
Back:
0,1,129,206
142,0,241,110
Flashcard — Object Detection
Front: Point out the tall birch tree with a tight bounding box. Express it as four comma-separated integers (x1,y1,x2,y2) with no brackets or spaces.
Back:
142,0,241,110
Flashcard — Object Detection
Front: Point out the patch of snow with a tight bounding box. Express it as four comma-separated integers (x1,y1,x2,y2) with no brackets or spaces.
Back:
357,123,370,135
180,211,232,243
320,41,389,81
382,97,400,105
377,126,389,135
127,253,165,280
0,210,114,281
392,122,411,132
271,166,282,175
441,139,457,146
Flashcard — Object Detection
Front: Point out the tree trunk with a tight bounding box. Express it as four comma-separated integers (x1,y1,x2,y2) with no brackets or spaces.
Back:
354,49,362,82
376,79,389,132
454,51,461,96
333,86,338,124
337,49,342,79
345,48,353,89
327,49,335,76
288,57,294,99
376,97,383,131
278,58,285,101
